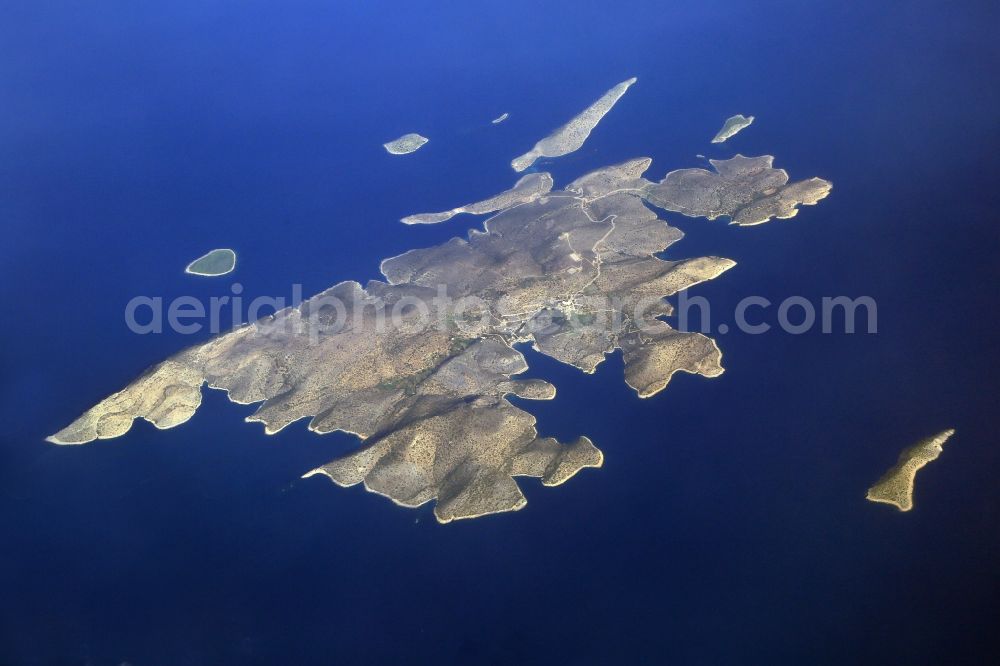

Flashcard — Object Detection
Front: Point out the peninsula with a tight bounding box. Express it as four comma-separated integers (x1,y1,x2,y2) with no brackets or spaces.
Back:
401,172,553,225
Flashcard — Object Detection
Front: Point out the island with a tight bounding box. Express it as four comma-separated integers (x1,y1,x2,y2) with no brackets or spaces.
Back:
383,133,429,155
185,249,236,277
866,429,955,511
492,112,509,124
711,114,754,143
511,77,637,172
48,153,831,523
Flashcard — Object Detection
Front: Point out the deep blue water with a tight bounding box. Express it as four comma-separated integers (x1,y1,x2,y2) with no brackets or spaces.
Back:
2,1,999,664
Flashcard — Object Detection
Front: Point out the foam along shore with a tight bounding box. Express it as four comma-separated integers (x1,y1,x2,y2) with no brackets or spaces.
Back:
185,248,236,277
492,112,509,124
401,172,554,225
383,133,429,155
511,77,637,172
866,429,955,511
711,114,754,143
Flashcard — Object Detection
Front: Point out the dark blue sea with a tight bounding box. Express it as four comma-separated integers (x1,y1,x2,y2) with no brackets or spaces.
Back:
2,1,998,664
